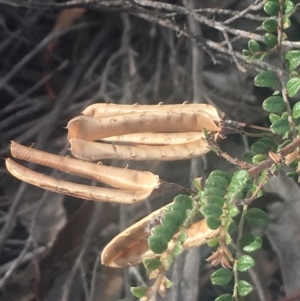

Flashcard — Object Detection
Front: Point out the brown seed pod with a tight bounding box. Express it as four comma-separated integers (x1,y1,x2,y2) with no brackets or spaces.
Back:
9,141,159,191
69,137,214,161
5,158,154,203
101,204,220,268
67,108,220,141
102,132,205,145
82,103,220,121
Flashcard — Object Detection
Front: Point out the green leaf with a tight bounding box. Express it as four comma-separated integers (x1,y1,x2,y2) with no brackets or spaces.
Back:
287,78,300,97
204,195,225,207
237,280,253,297
203,187,225,197
270,118,290,135
262,95,285,112
287,171,298,177
227,170,252,202
206,215,222,230
209,170,231,184
148,234,168,254
131,286,148,298
264,1,280,15
173,194,193,211
240,234,263,252
207,237,219,247
285,0,295,14
252,154,268,164
237,255,255,272
205,176,229,192
292,102,300,119
278,139,292,150
251,137,277,154
243,151,255,163
215,294,233,301
248,39,260,52
246,208,270,227
254,71,278,88
262,19,278,33
210,268,233,286
201,204,223,218
227,220,237,235
162,213,184,234
242,49,251,57
193,178,203,192
256,52,268,61
228,204,240,217
269,113,281,123
285,50,300,71
283,16,291,29
143,258,161,271
165,277,173,288
264,33,278,48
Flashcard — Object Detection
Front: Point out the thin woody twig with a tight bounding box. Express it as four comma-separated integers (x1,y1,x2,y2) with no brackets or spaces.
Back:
248,137,300,177
222,31,247,72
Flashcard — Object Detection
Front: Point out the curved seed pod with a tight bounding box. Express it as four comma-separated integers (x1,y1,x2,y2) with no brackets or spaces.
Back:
67,108,220,141
83,103,220,121
9,141,159,191
70,137,213,161
101,204,220,268
103,132,205,145
285,149,298,165
5,158,153,203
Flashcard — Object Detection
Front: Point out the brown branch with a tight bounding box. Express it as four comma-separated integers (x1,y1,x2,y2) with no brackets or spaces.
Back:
248,137,300,178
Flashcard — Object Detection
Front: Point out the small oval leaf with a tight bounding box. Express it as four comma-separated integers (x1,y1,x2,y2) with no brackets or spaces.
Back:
201,204,223,218
215,294,233,301
292,102,300,119
251,137,277,154
240,234,263,252
269,113,281,124
148,234,168,254
262,95,285,113
209,170,231,184
285,0,295,14
285,50,300,71
237,255,255,272
204,195,225,207
205,176,229,192
264,33,278,48
287,78,300,97
143,258,161,271
206,215,222,230
254,71,278,88
264,1,280,15
252,154,268,164
270,118,290,135
262,19,278,32
283,16,291,29
246,208,270,227
131,286,148,298
248,39,260,52
237,280,253,297
210,268,233,286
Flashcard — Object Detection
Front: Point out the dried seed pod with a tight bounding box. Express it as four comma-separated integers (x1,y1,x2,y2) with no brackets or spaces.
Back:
285,149,298,165
70,137,214,161
9,141,159,191
101,204,220,268
83,103,220,121
67,108,220,141
102,132,205,145
5,158,154,203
